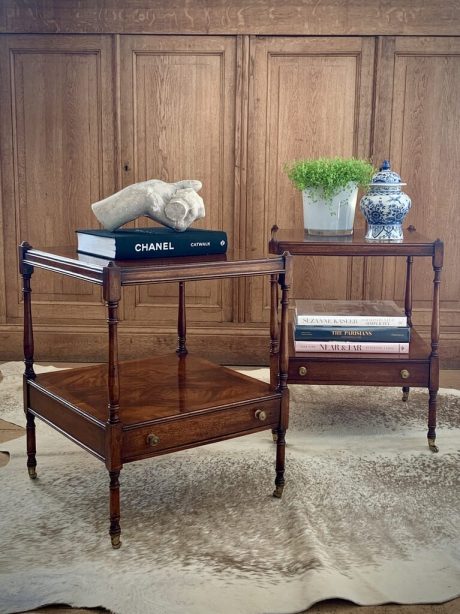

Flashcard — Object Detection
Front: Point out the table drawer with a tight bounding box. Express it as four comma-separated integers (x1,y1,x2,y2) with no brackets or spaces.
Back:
122,398,280,461
288,359,429,386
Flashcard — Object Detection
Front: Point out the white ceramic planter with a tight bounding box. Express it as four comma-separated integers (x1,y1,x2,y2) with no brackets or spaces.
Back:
302,182,358,236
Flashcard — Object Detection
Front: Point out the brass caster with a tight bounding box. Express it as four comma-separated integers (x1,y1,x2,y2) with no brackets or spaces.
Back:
111,534,121,549
402,391,409,402
28,466,37,479
272,430,278,443
273,485,284,499
428,438,439,453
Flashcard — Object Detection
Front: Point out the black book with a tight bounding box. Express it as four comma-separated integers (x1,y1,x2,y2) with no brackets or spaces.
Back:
76,227,228,259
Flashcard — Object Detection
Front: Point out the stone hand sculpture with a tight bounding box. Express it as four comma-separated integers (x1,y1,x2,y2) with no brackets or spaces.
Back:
91,179,205,232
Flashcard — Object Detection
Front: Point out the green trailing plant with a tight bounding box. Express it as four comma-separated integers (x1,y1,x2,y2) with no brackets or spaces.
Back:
285,157,375,199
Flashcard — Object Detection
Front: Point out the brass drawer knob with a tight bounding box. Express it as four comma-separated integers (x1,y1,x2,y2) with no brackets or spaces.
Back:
146,433,160,447
298,366,308,376
400,369,410,379
255,409,267,421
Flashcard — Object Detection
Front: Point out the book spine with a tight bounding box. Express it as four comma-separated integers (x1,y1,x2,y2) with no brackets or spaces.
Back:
294,325,410,342
293,340,410,353
295,314,407,327
117,232,227,259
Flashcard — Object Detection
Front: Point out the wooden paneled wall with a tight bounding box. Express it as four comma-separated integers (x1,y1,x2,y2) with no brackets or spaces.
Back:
1,1,459,36
1,1,459,366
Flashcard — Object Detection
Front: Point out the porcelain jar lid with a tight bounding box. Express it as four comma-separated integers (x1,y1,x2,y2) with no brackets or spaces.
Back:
369,160,406,186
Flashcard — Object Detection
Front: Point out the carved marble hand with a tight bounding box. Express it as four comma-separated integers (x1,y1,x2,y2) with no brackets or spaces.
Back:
91,179,205,232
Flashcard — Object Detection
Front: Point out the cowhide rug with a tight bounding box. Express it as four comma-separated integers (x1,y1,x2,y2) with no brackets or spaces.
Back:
0,361,459,614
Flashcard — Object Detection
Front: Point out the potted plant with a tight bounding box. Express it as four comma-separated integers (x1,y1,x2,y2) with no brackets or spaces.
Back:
285,157,375,236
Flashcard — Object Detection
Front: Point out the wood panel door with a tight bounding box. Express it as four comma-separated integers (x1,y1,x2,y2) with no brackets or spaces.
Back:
372,37,460,364
119,35,237,325
245,36,375,322
0,34,116,325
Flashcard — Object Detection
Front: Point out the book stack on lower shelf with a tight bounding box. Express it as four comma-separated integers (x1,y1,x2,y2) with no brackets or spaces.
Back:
294,299,410,354
76,226,228,260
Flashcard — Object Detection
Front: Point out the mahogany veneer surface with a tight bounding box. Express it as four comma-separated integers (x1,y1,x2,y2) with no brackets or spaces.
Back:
268,228,437,256
32,355,280,425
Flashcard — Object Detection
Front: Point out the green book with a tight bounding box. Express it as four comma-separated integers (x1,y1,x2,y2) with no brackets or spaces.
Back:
76,227,228,260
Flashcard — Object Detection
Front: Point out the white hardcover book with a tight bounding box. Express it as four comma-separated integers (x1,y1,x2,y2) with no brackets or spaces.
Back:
295,299,407,327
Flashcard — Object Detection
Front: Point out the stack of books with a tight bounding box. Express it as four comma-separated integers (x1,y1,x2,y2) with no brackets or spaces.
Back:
76,226,228,260
294,299,410,354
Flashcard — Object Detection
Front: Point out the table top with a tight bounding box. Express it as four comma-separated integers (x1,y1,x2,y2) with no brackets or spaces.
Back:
20,244,290,286
268,226,442,257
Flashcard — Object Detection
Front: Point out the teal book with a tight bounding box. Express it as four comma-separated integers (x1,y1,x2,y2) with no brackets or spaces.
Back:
76,227,228,260
294,324,411,342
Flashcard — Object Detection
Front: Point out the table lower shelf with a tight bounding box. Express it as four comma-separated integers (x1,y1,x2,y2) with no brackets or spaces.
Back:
26,354,283,463
288,328,432,386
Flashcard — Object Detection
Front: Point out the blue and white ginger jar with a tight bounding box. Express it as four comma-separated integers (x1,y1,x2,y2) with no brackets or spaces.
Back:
359,160,411,241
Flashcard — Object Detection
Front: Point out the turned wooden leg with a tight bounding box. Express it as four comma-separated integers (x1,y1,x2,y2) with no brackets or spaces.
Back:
20,245,37,479
427,390,439,453
273,428,286,499
109,470,122,548
428,241,442,453
26,410,37,479
402,386,410,402
176,281,188,356
104,264,123,548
